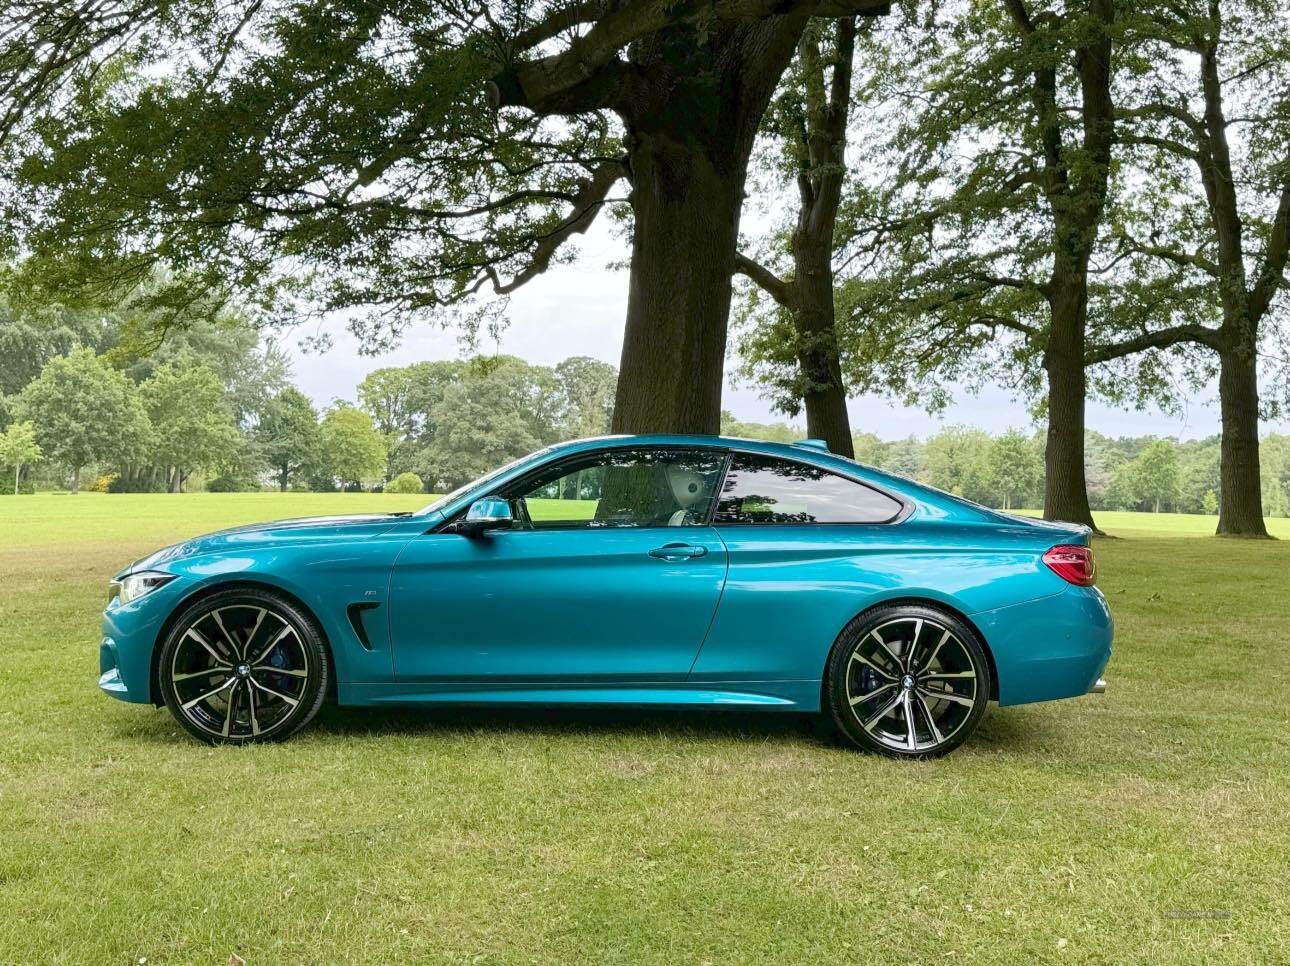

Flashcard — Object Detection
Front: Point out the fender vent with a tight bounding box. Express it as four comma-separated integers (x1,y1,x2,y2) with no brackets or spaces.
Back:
346,602,381,651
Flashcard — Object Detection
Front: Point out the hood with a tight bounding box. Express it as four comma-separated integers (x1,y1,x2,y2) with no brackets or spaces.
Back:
118,513,416,577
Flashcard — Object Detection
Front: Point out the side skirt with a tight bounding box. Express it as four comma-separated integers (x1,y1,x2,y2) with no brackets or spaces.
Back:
339,681,821,711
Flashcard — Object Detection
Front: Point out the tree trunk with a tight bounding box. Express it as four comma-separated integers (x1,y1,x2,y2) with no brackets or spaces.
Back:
13,464,19,496
71,465,80,493
610,18,807,435
1043,280,1098,531
787,17,856,458
611,137,745,435
793,232,854,457
1216,335,1268,536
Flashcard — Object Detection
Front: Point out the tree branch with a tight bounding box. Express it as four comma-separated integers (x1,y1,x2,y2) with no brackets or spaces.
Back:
479,160,624,294
1248,177,1290,322
488,0,889,115
1085,322,1220,363
735,252,796,309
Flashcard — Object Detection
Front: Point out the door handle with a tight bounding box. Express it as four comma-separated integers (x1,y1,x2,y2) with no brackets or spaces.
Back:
649,543,708,560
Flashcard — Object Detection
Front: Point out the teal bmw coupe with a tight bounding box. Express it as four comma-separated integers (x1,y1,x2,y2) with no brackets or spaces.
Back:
100,435,1111,757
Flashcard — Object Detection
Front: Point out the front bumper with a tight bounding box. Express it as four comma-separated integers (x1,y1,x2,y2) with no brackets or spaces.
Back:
98,637,133,701
98,576,191,704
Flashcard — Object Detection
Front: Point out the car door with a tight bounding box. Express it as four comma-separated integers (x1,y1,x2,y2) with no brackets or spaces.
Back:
387,446,730,682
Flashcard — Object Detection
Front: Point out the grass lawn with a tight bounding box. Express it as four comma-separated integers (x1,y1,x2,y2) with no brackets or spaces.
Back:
1,494,1286,963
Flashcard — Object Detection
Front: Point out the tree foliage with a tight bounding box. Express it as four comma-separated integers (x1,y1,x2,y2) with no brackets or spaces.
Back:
17,347,148,489
254,387,322,492
139,364,241,491
0,419,42,493
319,404,387,490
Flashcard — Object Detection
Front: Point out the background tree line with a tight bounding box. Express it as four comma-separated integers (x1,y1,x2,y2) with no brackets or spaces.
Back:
0,304,616,494
0,0,1286,535
723,411,1290,516
9,294,1286,518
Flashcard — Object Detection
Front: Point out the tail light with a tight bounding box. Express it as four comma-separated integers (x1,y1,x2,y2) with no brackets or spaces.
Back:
1042,544,1096,586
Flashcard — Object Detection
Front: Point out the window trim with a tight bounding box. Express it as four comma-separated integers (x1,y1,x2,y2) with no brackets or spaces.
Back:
433,442,913,533
436,442,731,534
710,449,912,527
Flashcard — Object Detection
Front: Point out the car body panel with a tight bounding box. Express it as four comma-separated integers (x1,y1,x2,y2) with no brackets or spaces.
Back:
387,526,728,681
692,520,1078,686
99,434,1111,715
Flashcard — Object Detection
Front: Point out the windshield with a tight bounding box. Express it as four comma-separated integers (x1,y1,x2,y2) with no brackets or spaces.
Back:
414,446,558,516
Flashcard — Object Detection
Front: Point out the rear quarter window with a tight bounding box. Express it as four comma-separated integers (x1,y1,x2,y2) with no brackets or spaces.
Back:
713,453,903,524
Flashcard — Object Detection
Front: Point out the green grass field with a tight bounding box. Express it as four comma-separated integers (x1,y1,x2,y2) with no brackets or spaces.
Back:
1,494,1286,963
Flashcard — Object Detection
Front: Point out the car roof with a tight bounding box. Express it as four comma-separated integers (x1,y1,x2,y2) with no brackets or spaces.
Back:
427,433,1073,535
540,433,946,506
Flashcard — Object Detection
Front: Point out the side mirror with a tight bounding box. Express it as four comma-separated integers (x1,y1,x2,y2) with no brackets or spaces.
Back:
460,496,513,536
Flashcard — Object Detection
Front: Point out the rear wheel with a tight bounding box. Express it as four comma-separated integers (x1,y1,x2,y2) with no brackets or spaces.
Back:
825,604,991,758
157,588,330,745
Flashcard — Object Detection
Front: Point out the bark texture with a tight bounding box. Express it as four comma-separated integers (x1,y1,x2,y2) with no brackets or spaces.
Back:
734,18,857,455
1006,0,1114,530
1196,32,1274,536
1044,282,1096,528
612,17,811,434
490,1,890,437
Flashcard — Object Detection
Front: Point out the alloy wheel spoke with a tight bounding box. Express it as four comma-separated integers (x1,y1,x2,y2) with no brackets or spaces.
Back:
248,676,300,709
849,682,896,707
172,668,226,682
259,666,307,679
862,692,903,732
241,608,268,658
868,630,903,673
905,618,924,671
919,670,976,681
249,683,261,736
914,691,945,746
181,676,236,711
185,627,231,668
250,626,293,668
849,649,896,680
917,685,974,708
923,630,951,671
211,609,242,661
902,691,918,750
222,679,240,738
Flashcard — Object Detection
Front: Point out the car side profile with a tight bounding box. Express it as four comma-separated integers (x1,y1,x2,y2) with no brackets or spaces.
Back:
100,435,1112,757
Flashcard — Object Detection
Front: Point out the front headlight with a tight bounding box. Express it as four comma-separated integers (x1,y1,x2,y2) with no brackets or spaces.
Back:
110,571,176,605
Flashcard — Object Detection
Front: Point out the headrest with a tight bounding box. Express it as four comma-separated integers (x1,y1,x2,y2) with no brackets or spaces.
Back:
666,464,707,509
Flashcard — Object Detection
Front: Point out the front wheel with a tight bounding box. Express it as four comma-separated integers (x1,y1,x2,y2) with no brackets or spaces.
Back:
824,605,992,759
157,588,330,745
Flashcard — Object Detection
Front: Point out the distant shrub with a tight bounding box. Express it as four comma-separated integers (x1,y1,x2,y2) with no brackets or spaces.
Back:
207,473,259,492
90,473,119,493
386,472,425,494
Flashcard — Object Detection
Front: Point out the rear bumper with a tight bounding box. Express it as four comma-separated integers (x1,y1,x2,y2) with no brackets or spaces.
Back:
973,585,1113,706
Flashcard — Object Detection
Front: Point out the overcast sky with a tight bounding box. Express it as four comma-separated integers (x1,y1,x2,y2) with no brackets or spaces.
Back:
283,219,1265,442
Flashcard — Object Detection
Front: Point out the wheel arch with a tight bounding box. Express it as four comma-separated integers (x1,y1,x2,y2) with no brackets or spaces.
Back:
821,596,1000,707
149,578,339,707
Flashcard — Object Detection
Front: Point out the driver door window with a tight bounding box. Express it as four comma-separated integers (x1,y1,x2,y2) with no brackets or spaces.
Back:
508,449,725,529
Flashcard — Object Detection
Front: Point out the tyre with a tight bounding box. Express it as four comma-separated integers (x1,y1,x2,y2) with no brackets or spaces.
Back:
157,588,330,745
824,604,992,759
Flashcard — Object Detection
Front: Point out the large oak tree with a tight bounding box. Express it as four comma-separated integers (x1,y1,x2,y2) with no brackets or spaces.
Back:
1110,0,1290,536
5,0,889,438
